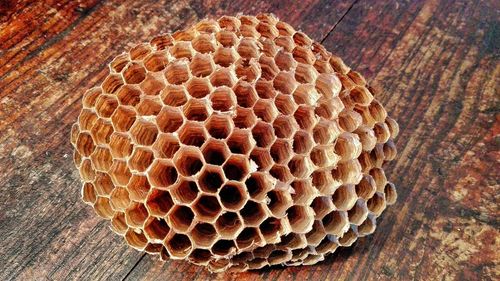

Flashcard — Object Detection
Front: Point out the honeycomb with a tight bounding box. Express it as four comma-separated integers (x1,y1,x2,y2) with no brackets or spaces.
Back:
70,14,399,272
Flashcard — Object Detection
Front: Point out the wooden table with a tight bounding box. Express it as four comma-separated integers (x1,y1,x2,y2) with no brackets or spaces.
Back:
1,0,498,280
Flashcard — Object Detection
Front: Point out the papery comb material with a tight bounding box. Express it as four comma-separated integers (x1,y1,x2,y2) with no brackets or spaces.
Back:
70,13,399,273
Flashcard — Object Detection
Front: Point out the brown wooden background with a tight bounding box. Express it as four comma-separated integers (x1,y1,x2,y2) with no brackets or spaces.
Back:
1,0,498,280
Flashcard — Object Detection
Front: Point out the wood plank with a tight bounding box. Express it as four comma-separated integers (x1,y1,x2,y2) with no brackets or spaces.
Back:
0,0,355,280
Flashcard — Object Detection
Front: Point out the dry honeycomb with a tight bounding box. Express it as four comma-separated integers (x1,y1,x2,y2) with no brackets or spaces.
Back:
70,14,399,272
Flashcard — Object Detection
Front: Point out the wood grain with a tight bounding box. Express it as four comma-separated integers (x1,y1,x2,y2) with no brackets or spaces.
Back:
0,0,498,280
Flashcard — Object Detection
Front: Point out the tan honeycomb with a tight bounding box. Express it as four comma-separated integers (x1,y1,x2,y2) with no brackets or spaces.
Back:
70,13,399,272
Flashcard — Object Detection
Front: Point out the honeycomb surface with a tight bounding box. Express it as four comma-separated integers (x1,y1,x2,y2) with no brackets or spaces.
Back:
70,14,399,272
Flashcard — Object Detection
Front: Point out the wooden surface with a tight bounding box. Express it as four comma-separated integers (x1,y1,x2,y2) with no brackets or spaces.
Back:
0,0,498,280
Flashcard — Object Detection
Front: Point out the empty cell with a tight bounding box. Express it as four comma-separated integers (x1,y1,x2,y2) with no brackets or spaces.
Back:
338,226,358,247
270,139,293,164
354,126,377,151
130,119,158,146
111,212,128,235
358,214,376,236
269,164,293,183
109,132,133,158
236,38,259,59
95,94,118,118
292,46,315,65
347,70,366,86
292,130,314,154
82,87,101,108
248,149,273,172
293,31,312,47
226,129,254,155
354,106,377,127
117,85,141,106
239,24,259,39
268,250,292,265
322,210,349,236
291,180,316,205
253,99,278,123
172,28,196,41
212,239,237,256
315,97,345,120
189,53,214,78
215,212,243,238
159,246,170,261
332,184,358,211
335,132,362,162
273,71,297,95
125,229,148,250
293,84,320,106
310,145,340,168
90,118,113,145
370,144,386,168
82,182,97,205
312,170,341,195
273,116,298,139
148,160,178,187
128,147,154,172
165,233,193,258
233,80,258,108
216,30,237,47
311,196,335,220
348,199,369,225
247,257,267,270
239,200,267,226
245,172,273,200
186,77,212,98
144,52,169,72
123,63,146,84
93,172,114,196
210,69,237,88
219,182,248,211
259,55,279,80
171,179,199,204
129,43,152,60
102,74,124,94
183,99,210,121
286,205,314,233
145,243,163,255
277,233,307,251
349,86,373,106
156,107,184,133
160,85,188,107
367,192,386,216
199,140,228,168
303,254,324,265
355,175,377,200
288,155,314,178
235,59,260,82
316,235,339,255
192,33,216,53
256,21,279,39
259,217,283,242
313,120,341,145
135,97,161,117
127,175,151,202
232,107,257,129
78,108,98,131
358,151,374,173
144,217,170,241
109,187,130,211
213,47,238,67
232,251,254,265
251,121,275,148
190,222,218,247
373,122,391,143
305,220,326,246
153,133,180,158
383,139,397,161
170,41,194,59
295,63,318,84
125,202,149,228
205,114,233,139
208,258,231,272
193,195,222,222
254,80,275,100
210,87,236,112
110,53,130,73
315,73,341,99
223,155,249,181
109,160,131,186
168,205,195,233
267,189,293,217
165,61,190,85
368,100,388,123
76,132,95,157
173,147,203,177
146,189,174,217
189,249,213,265
236,227,263,250
274,50,296,71
369,167,388,192
150,34,174,50
140,73,165,96
274,93,298,115
111,106,136,132
384,182,397,205
178,122,207,147
338,110,363,132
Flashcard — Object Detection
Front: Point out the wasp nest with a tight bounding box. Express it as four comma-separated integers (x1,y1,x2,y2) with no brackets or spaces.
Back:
70,14,399,272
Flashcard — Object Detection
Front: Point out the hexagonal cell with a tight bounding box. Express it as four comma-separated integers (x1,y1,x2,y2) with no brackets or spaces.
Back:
110,53,130,73
236,227,263,250
311,196,335,220
251,121,275,148
213,47,238,67
222,155,249,181
291,180,316,205
165,61,190,85
192,195,222,222
123,62,146,84
129,119,158,146
335,132,362,162
295,63,318,84
125,202,149,228
275,49,296,71
310,145,340,169
322,210,349,236
235,59,260,82
312,120,341,145
150,34,174,50
160,85,188,107
73,150,82,168
144,52,169,72
82,182,97,205
210,69,237,88
125,229,148,250
305,220,327,246
211,239,237,256
358,214,377,236
315,73,342,100
136,96,162,117
250,147,274,171
189,249,213,265
111,212,128,235
129,43,152,60
385,116,400,138
359,151,375,173
367,192,386,216
205,114,233,139
293,31,312,46
292,84,320,107
269,139,292,165
349,86,373,106
256,21,279,39
109,187,130,211
356,174,377,200
236,37,259,59
258,55,279,80
268,249,292,265
226,129,254,155
253,99,278,123
353,105,377,127
287,205,314,234
70,124,79,146
78,109,98,131
127,175,151,202
348,199,369,225
338,109,362,133
173,147,203,177
111,106,136,132
259,217,283,243
171,179,199,204
276,233,307,251
233,80,258,108
165,233,193,258
253,80,274,101
139,73,165,96
369,167,388,192
168,205,195,233
109,160,131,186
128,147,154,172
232,107,257,129
273,71,297,96
145,243,163,255
116,85,141,107
292,130,314,154
239,200,267,226
338,226,358,247
383,139,397,161
354,126,377,151
292,46,315,65
190,222,218,247
88,147,111,172
183,99,210,122
189,53,214,78
148,160,178,188
90,118,114,145
79,159,96,182
374,122,391,143
332,159,363,185
267,189,293,218
93,196,114,219
269,164,293,183
219,182,248,211
178,122,207,147
315,96,345,120
315,234,339,255
156,107,183,133
288,155,314,178
192,33,216,54
384,182,397,205
216,30,238,47
272,117,298,140
201,139,229,166
93,172,114,196
186,77,212,98
209,88,235,115
370,144,386,168
95,94,118,118
332,184,358,211
153,133,180,158
275,93,298,116
208,258,231,272
102,74,124,94
109,132,133,159
76,132,95,157
215,212,243,239
245,172,273,201
146,189,174,217
169,41,194,59
144,217,170,242
247,257,267,270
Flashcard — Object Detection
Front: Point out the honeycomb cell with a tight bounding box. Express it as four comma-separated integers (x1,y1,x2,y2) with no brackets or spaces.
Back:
129,119,158,146
140,73,165,96
245,172,273,201
123,63,146,84
170,41,194,59
367,192,386,216
338,226,358,247
349,86,373,106
109,160,131,186
146,189,174,217
255,79,276,99
127,175,151,202
95,94,118,118
236,227,263,250
153,133,180,158
235,59,260,82
270,139,293,164
82,182,97,205
233,81,258,108
215,212,243,239
213,47,238,67
253,99,279,123
128,147,154,172
125,229,148,250
192,33,216,53
205,114,233,139
161,85,188,107
226,129,255,155
109,132,133,159
144,217,170,242
274,49,296,71
173,147,204,177
183,99,210,121
310,145,340,168
111,106,136,132
259,55,279,80
338,109,363,133
332,184,358,211
219,182,248,211
384,182,397,205
293,84,320,106
332,159,363,185
290,180,316,205
110,53,130,73
198,166,225,193
76,132,95,157
358,214,376,236
178,122,207,147
259,217,283,243
144,52,169,72
210,87,236,112
250,147,274,171
233,107,257,129
125,202,149,228
315,97,345,120
287,205,314,233
111,212,128,235
252,121,275,148
267,189,293,217
306,220,327,246
168,205,195,233
190,53,214,78
186,77,212,98
117,85,141,106
223,155,249,181
311,196,335,220
189,249,213,265
109,187,130,211
165,233,193,258
171,179,199,204
239,200,267,226
273,71,297,96
165,61,190,85
193,195,222,222
148,160,178,188
288,155,314,178
93,172,114,196
130,43,152,60
190,222,218,247
212,239,237,256
201,139,230,166
102,74,124,94
322,210,349,236
355,126,377,151
156,107,183,133
269,164,294,183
